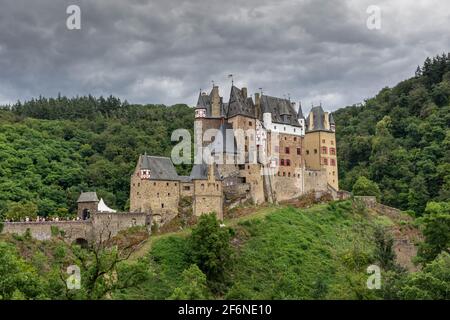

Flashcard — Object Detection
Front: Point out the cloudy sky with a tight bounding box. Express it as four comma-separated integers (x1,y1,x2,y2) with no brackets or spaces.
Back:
0,0,449,111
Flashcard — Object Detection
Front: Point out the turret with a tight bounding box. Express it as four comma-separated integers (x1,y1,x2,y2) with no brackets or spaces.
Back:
329,113,335,132
195,91,208,119
139,154,151,180
297,101,305,135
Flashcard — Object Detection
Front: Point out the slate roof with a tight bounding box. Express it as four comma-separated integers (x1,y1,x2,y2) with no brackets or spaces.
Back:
305,105,334,132
227,86,256,118
190,162,221,180
260,95,301,127
195,87,226,118
77,192,99,203
297,103,305,119
138,155,180,181
208,123,238,155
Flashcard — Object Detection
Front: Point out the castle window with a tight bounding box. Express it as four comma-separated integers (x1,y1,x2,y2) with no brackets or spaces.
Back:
245,145,248,152
238,164,245,170
297,174,300,178
330,148,336,155
274,126,277,130
321,147,327,154
286,159,291,166
314,149,317,154
322,158,328,165
175,183,177,186
294,137,297,141
322,139,325,143
161,203,164,208
333,171,335,176
283,172,286,176
285,147,290,154
249,121,252,126
247,165,250,169
288,172,291,177
297,148,301,155
133,183,135,187
154,182,156,186
281,159,285,166
157,193,160,197
306,150,310,155
166,182,169,186
201,183,205,190
330,159,336,166
331,140,334,145
168,193,170,196
184,186,190,191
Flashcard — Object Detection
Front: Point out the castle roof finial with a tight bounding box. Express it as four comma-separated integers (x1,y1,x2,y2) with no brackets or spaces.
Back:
228,74,234,86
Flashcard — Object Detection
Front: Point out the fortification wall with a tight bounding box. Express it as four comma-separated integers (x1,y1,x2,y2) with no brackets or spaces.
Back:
1,212,151,243
2,221,93,242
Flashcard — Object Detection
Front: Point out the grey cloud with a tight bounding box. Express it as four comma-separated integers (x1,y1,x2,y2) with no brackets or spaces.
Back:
0,0,449,110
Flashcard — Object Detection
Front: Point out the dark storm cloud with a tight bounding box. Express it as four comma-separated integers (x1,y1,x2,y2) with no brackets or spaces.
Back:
0,0,449,111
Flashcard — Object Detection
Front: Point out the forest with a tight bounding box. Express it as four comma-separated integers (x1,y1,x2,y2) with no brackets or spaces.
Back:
0,98,194,219
0,54,448,300
0,55,448,219
335,53,450,216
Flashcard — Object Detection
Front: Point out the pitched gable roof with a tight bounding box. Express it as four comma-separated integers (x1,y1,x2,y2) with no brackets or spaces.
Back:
138,155,179,181
227,86,255,118
77,192,99,203
208,123,238,155
260,95,301,127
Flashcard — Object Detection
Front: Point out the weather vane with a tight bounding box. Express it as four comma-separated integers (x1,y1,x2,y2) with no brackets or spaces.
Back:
228,74,234,86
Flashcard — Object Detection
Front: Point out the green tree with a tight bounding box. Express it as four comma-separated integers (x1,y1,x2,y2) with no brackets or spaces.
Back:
399,252,450,299
188,213,232,292
352,176,381,200
417,202,450,264
5,201,38,221
0,242,45,300
169,264,212,300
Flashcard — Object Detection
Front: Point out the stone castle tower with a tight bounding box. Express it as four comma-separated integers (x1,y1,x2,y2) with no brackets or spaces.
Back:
130,85,339,224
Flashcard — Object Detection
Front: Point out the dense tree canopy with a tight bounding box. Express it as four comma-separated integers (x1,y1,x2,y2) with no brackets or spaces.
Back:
335,53,450,215
0,99,194,217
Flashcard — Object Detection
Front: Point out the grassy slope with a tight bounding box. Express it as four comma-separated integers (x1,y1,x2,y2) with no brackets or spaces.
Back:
121,201,400,300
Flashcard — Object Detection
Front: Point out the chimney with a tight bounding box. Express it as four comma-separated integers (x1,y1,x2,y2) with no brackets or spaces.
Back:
255,92,260,105
241,87,247,98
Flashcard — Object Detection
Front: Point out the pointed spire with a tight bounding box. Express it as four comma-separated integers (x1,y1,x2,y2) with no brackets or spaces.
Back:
297,101,304,119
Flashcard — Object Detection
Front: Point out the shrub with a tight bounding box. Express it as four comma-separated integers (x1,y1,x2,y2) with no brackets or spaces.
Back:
352,176,381,201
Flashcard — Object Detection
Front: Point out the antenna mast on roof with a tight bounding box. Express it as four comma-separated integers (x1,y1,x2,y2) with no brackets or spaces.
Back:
259,88,263,95
228,74,234,86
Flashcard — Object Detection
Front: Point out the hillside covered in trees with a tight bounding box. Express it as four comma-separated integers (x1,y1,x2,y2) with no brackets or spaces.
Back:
0,55,448,219
335,54,450,215
0,98,194,219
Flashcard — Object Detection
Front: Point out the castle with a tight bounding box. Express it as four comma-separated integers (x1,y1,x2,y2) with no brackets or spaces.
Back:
130,85,339,224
